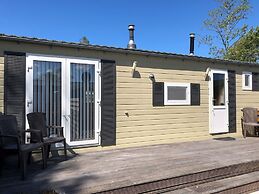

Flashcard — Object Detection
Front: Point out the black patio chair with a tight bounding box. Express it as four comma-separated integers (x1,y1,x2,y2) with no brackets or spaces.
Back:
0,115,46,180
27,112,67,160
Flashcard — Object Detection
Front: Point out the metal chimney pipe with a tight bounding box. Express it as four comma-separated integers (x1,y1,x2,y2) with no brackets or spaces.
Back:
127,24,136,49
189,33,195,56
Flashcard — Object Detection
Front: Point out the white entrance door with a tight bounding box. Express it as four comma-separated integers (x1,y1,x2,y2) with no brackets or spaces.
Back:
26,54,101,146
209,69,229,134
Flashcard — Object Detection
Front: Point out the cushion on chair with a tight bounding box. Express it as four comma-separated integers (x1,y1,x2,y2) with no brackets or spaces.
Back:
20,143,43,152
43,137,65,144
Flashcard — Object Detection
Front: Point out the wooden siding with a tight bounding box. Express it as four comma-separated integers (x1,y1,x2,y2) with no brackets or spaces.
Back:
116,64,259,147
117,65,217,147
236,72,259,136
0,56,4,113
0,40,259,149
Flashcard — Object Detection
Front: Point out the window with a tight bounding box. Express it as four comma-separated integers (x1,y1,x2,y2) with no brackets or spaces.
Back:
164,83,190,105
242,72,252,90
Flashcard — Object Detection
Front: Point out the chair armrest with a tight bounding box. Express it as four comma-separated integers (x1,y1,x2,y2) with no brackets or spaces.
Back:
0,134,18,139
47,126,64,137
47,126,63,129
0,134,20,149
243,122,259,126
24,129,43,142
24,129,42,133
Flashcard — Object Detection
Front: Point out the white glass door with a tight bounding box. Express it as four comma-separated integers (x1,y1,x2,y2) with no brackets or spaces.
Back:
65,58,101,146
26,54,101,146
209,69,229,133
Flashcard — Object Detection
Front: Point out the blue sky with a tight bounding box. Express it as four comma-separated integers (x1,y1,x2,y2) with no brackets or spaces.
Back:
0,0,258,57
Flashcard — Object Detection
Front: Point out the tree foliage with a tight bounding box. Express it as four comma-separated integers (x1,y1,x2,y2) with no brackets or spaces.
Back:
225,27,259,62
80,36,90,45
202,0,251,58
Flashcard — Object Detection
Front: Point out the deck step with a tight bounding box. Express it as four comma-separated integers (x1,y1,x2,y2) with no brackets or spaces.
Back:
168,171,259,194
98,160,259,194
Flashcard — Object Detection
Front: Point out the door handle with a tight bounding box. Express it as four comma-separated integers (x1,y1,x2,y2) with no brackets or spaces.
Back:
27,100,32,107
63,115,70,121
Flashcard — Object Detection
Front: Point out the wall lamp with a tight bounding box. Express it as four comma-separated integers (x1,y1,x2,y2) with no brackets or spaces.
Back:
132,61,138,77
149,73,155,82
205,67,211,80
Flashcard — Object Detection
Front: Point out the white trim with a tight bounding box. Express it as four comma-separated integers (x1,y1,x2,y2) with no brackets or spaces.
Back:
209,69,229,134
164,82,190,105
25,53,101,146
242,71,252,90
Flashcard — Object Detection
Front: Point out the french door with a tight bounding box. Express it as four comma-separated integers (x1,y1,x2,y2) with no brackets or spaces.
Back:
209,69,229,134
26,54,101,146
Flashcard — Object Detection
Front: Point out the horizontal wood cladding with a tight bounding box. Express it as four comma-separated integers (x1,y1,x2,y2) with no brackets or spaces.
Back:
116,64,259,147
117,112,209,121
116,65,211,146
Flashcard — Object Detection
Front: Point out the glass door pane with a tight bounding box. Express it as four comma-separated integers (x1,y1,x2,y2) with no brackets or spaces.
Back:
33,60,61,127
213,73,225,106
70,63,95,141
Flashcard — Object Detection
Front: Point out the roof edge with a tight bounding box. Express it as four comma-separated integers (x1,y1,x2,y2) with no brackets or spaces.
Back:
0,33,258,66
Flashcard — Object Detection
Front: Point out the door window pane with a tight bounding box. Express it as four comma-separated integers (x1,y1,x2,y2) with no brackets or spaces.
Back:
213,73,225,106
70,63,95,141
33,60,61,128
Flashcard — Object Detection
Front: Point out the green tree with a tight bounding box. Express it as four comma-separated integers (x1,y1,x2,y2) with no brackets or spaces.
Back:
202,0,251,58
225,27,259,62
80,36,90,44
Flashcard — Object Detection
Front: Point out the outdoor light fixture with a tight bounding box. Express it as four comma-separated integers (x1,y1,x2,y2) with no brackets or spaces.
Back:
205,67,211,79
132,61,138,77
149,73,155,82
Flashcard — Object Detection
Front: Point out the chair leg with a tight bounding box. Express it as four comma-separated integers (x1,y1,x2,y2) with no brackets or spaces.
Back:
64,139,67,159
21,152,27,180
0,149,4,175
243,124,247,138
27,151,32,164
42,146,46,169
47,145,51,158
18,151,21,168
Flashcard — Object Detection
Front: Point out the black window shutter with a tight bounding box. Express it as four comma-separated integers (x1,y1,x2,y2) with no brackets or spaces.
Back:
101,60,116,146
4,52,26,132
228,70,236,133
191,83,200,106
252,73,259,91
153,82,164,106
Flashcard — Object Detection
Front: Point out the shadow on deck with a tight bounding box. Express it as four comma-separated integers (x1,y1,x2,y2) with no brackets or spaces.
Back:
1,137,259,193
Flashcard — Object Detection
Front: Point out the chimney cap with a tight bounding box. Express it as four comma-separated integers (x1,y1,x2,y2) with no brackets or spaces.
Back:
190,33,195,37
128,24,135,30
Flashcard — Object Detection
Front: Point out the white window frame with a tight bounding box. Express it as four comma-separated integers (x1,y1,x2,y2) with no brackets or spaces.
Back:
164,82,191,105
242,71,252,90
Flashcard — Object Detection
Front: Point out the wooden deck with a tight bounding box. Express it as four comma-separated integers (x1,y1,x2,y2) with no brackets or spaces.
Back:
1,137,259,193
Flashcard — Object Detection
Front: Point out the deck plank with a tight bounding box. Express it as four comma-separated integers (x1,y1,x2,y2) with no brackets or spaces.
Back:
1,138,259,193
